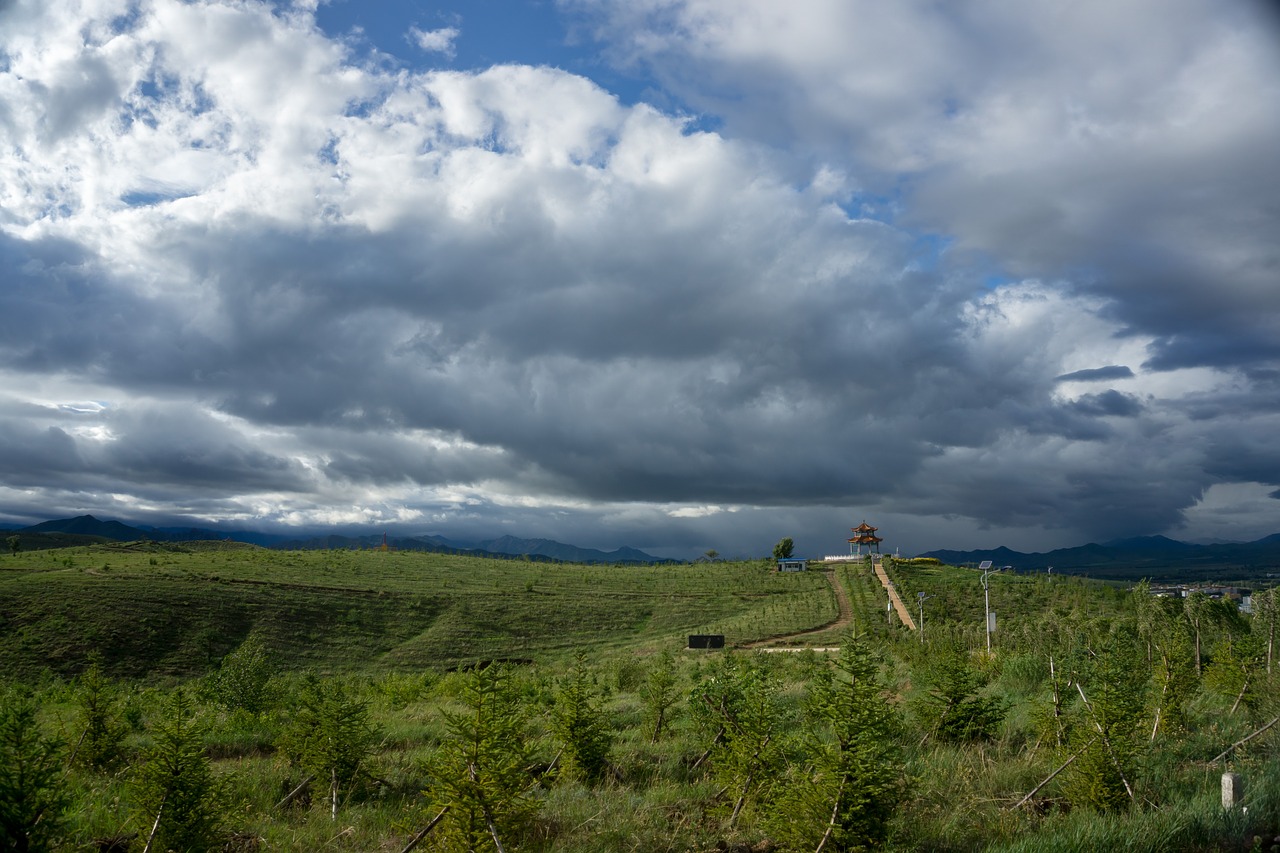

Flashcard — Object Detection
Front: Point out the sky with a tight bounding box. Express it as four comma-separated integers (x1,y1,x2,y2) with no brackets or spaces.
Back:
1,0,1279,560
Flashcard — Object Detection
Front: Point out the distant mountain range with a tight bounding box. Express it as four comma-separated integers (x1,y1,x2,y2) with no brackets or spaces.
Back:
7,515,670,565
921,533,1280,581
10,515,1280,578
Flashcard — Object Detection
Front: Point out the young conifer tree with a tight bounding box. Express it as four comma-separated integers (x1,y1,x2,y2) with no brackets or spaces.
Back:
279,674,381,817
0,691,67,853
1063,636,1146,812
640,648,680,743
428,665,542,852
133,690,223,853
74,660,127,771
552,652,613,783
1143,596,1198,739
909,644,1006,743
692,655,791,827
769,638,905,851
207,632,276,716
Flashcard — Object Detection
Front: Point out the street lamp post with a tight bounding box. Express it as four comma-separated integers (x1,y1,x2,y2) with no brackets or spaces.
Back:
980,563,999,655
917,592,934,645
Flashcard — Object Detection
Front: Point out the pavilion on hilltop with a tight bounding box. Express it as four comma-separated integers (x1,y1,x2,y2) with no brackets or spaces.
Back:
848,521,883,556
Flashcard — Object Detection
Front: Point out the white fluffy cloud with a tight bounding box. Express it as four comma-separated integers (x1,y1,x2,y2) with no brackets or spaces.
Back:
0,0,1276,555
410,26,460,57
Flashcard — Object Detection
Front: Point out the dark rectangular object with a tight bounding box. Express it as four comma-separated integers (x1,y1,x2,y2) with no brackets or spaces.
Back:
688,634,725,649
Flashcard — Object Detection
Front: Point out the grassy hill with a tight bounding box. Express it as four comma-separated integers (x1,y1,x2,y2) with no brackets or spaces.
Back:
5,547,1280,852
0,545,1140,680
0,542,836,679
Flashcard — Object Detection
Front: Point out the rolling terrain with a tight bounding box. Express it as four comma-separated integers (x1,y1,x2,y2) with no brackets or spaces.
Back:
4,546,1279,852
0,541,834,679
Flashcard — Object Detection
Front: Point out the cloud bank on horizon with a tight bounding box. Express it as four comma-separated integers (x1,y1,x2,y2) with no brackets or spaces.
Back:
0,0,1278,558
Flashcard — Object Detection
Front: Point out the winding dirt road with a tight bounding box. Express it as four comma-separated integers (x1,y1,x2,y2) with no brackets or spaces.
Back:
742,556,920,649
743,568,852,649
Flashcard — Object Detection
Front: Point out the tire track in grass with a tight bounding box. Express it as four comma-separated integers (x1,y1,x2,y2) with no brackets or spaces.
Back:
742,569,852,649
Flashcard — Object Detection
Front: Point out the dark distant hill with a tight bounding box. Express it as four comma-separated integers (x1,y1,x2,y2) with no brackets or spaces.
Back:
274,532,668,564
139,525,292,547
21,515,149,540
268,533,467,554
12,515,672,563
17,515,277,547
921,533,1280,581
470,535,663,564
6,531,116,551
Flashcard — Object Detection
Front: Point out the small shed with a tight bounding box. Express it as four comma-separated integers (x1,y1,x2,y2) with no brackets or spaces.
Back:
688,634,726,649
777,558,808,572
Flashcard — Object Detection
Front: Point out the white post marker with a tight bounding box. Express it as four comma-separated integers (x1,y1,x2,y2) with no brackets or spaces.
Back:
1222,772,1244,809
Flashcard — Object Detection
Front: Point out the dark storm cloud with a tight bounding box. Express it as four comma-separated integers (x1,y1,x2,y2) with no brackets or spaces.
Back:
0,399,311,496
0,423,84,486
1068,391,1144,418
1056,366,1135,383
1,0,1278,553
96,145,987,510
101,408,312,493
0,231,220,389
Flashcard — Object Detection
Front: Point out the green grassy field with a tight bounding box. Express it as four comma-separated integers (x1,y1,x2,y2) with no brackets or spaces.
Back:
5,545,1280,852
0,543,837,679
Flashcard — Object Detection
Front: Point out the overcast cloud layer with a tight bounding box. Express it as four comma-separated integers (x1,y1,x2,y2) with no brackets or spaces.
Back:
0,0,1277,558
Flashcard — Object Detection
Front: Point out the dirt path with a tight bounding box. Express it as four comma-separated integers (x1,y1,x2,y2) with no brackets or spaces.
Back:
873,555,917,630
743,568,853,649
